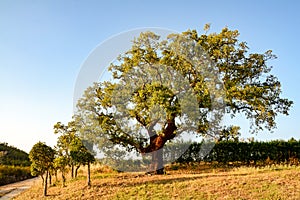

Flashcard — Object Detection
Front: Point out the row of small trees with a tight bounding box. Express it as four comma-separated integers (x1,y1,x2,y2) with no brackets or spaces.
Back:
29,121,95,196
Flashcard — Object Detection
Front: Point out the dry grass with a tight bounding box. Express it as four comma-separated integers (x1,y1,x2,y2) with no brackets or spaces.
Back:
14,164,300,200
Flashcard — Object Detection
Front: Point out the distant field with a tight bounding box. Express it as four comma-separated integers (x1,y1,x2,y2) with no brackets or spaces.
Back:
15,165,300,200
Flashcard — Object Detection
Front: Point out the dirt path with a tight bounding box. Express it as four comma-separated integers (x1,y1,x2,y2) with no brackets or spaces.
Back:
0,178,39,200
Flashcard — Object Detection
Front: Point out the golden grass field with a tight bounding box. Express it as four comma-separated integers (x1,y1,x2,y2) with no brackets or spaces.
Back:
14,164,300,200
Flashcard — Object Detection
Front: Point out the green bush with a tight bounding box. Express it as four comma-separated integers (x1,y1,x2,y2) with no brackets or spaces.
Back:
0,165,33,185
176,139,300,166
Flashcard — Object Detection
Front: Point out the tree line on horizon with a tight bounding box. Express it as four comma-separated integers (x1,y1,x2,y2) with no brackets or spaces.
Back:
168,138,300,166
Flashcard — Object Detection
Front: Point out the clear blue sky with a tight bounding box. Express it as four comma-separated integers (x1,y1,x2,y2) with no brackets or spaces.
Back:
1,0,299,152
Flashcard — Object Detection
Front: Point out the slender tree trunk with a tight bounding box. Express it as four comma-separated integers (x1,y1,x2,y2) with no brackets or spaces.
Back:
75,165,80,178
87,162,91,187
71,164,74,178
44,171,48,196
55,170,58,183
62,171,66,187
49,173,52,185
41,175,44,186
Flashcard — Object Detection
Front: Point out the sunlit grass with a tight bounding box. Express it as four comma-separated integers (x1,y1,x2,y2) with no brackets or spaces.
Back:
15,164,300,199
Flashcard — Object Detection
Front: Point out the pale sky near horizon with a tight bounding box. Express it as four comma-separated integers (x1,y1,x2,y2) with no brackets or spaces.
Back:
1,1,300,153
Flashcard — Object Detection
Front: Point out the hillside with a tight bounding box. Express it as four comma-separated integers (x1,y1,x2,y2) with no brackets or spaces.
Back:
0,142,32,186
0,142,30,166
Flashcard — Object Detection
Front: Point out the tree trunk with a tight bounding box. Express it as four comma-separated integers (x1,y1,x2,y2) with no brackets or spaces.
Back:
41,175,44,186
43,171,48,196
71,164,74,178
87,162,91,187
142,117,177,175
152,148,164,174
75,165,80,178
55,170,58,183
49,173,52,185
62,171,66,187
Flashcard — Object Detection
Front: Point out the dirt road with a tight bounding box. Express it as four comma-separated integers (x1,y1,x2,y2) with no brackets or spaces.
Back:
0,178,39,200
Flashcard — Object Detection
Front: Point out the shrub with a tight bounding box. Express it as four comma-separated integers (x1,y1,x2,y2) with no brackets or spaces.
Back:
0,165,33,185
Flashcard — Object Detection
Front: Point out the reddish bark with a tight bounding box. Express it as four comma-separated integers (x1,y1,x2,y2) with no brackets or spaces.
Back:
141,118,177,174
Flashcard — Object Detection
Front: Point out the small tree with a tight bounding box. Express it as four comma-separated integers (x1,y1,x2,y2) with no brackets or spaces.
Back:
70,136,94,178
70,137,95,186
53,155,69,187
29,142,55,196
54,121,95,185
54,121,77,178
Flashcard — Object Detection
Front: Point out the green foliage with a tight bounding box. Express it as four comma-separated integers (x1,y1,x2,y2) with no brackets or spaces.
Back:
0,165,32,186
218,126,241,142
176,139,300,166
53,156,69,172
54,121,77,157
190,27,293,132
69,136,95,171
0,142,31,166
